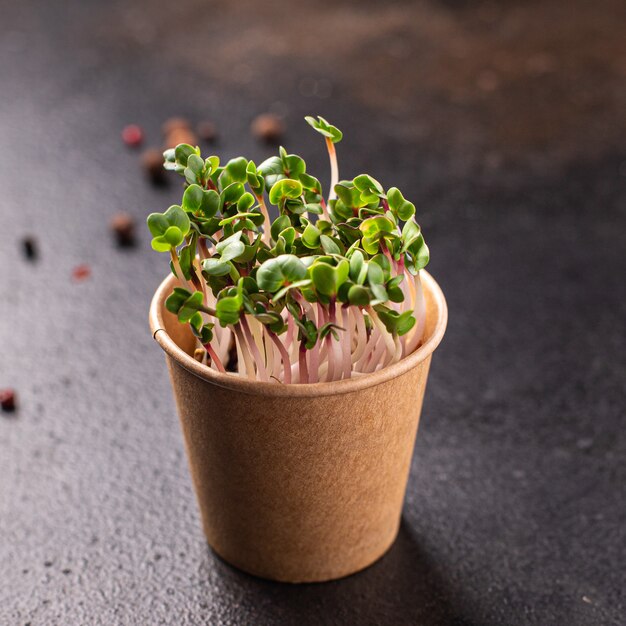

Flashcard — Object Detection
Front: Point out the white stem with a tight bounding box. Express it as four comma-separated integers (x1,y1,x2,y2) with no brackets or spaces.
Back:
351,307,368,364
234,324,256,380
356,322,378,371
324,334,335,382
367,306,396,366
392,334,402,364
241,316,269,382
364,333,386,373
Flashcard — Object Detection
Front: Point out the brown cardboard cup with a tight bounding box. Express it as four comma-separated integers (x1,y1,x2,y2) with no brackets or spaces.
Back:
149,271,447,583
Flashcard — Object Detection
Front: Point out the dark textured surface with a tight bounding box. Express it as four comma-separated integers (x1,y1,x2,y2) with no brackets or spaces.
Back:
1,1,625,624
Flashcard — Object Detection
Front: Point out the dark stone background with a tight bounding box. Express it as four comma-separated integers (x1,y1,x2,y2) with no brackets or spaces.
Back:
1,1,624,624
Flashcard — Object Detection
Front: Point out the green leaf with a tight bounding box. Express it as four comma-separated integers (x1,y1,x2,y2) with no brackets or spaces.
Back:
202,258,232,277
354,174,384,204
387,284,405,303
147,213,169,237
273,279,313,301
320,234,340,255
257,155,285,188
299,172,321,193
349,249,364,282
237,192,255,212
304,115,343,143
269,179,303,205
164,205,191,235
335,183,361,208
181,184,203,213
360,215,395,254
178,242,195,280
270,215,291,242
215,231,242,252
279,226,296,247
192,323,214,344
178,291,204,323
216,294,242,326
165,287,192,314
302,223,321,249
282,154,306,179
401,219,421,251
367,262,385,286
182,184,219,218
175,143,198,164
225,156,248,182
163,226,184,247
257,255,307,292
387,187,415,221
360,215,395,237
387,274,406,303
220,182,245,207
410,234,430,270
310,259,349,297
370,253,391,280
348,284,370,306
187,153,204,175
375,307,416,336
303,202,323,215
310,263,335,296
151,237,171,252
220,240,245,262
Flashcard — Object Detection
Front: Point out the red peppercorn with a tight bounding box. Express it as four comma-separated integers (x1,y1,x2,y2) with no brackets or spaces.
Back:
251,113,285,144
72,264,91,281
141,149,167,186
0,388,16,412
162,117,191,136
197,120,217,143
122,124,144,147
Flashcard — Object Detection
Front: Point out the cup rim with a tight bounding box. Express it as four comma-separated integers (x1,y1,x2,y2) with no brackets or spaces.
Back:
149,270,448,398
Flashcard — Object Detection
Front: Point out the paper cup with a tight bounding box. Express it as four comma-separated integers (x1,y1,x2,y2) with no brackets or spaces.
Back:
149,271,447,582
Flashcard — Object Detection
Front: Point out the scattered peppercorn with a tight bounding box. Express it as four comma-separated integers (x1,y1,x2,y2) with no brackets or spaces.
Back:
162,117,191,136
164,128,198,149
0,388,16,412
21,236,38,261
72,264,91,281
110,213,136,247
122,124,144,147
141,149,167,185
251,113,285,144
197,120,217,143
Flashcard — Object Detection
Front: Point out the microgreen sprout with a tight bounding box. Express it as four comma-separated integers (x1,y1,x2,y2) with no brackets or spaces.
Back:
148,116,430,384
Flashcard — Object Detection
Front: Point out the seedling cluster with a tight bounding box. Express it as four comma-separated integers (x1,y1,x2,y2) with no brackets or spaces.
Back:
148,116,429,383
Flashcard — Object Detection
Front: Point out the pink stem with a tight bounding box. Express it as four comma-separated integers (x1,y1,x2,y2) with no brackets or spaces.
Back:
204,343,226,373
319,197,331,221
299,341,309,384
240,315,269,382
341,305,352,379
325,300,337,381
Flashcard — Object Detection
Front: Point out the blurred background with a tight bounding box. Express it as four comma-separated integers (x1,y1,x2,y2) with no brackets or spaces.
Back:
1,0,625,624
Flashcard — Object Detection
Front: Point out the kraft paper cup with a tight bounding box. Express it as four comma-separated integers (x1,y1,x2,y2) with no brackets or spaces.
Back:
149,271,447,583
